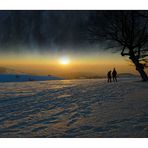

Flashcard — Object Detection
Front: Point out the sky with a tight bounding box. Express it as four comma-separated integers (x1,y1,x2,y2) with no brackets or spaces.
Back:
0,10,143,78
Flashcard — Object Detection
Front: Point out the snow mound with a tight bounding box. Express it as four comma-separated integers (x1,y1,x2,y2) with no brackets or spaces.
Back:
0,74,62,82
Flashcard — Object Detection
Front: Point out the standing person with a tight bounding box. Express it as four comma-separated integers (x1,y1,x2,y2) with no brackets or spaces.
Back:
107,70,112,83
112,68,117,82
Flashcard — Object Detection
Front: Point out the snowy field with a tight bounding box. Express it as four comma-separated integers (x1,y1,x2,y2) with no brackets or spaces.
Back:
0,78,148,137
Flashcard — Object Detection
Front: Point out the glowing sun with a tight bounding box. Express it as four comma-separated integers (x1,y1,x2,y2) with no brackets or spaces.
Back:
59,57,70,65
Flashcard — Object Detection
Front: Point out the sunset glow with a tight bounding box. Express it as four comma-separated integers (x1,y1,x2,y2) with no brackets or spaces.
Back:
0,51,141,79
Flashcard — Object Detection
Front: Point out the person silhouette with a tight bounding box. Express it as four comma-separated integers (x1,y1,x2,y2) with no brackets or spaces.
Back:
107,70,112,83
112,68,117,82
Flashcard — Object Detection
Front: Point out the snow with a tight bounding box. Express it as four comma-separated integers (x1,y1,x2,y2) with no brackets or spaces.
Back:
0,78,147,137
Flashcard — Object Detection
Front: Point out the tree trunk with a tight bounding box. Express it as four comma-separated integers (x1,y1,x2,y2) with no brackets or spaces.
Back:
129,53,148,81
135,63,148,81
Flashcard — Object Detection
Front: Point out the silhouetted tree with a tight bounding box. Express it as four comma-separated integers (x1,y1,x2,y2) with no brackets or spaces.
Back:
88,11,148,81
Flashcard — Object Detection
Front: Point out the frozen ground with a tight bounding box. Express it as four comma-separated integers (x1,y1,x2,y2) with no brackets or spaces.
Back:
0,78,148,137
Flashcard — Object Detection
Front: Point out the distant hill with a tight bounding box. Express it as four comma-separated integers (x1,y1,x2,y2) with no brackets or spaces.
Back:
58,71,140,79
118,73,139,78
0,66,29,75
0,74,62,82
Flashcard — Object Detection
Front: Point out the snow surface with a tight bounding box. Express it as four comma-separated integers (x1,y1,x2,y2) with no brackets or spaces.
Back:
0,78,148,137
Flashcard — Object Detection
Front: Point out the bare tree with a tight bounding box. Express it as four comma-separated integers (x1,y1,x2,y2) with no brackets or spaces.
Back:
88,11,148,81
